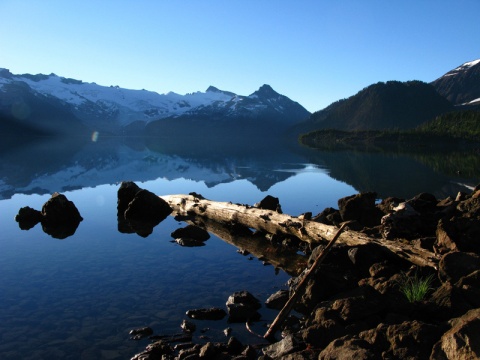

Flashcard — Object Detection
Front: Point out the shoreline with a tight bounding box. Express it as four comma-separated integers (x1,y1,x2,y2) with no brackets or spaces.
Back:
130,184,480,359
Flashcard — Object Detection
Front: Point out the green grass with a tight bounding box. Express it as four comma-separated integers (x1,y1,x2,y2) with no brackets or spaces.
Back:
398,272,435,303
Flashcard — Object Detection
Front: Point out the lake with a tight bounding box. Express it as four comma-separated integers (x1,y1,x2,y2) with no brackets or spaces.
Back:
0,135,478,359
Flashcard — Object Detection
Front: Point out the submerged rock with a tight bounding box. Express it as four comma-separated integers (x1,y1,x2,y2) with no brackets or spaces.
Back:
129,326,153,340
171,224,210,242
186,308,227,320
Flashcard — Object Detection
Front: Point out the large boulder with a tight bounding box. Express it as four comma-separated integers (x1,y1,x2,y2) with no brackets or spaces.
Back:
117,182,172,237
41,193,83,239
430,308,480,360
338,192,383,228
438,252,480,284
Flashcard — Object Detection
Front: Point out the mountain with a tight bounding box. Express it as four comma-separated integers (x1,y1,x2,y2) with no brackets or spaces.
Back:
0,69,309,137
294,80,454,134
431,59,480,106
144,84,310,138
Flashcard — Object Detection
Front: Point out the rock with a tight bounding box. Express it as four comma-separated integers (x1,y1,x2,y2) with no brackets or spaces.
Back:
301,319,347,349
435,217,480,254
15,206,43,230
199,342,217,358
312,207,343,226
129,326,154,340
430,308,480,360
265,290,289,310
117,181,141,233
180,319,196,333
329,285,386,323
380,202,424,239
226,291,261,322
174,238,205,247
227,336,244,355
430,281,473,320
357,320,444,359
186,308,227,320
338,192,383,228
254,195,282,213
41,193,83,239
408,192,438,213
130,340,174,360
347,244,392,276
438,252,480,284
457,195,480,218
262,334,303,358
319,336,374,359
171,225,210,242
123,188,172,237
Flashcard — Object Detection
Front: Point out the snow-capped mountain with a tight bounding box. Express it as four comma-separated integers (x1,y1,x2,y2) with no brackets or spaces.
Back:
0,68,310,135
431,59,480,105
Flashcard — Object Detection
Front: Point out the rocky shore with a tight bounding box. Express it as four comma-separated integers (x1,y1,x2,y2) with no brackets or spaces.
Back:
128,184,480,360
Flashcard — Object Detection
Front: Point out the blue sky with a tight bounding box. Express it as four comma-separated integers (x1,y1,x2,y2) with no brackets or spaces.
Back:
1,1,479,112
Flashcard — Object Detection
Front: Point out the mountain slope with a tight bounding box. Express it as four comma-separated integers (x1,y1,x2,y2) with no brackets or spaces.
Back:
431,59,480,105
0,69,309,136
294,80,453,133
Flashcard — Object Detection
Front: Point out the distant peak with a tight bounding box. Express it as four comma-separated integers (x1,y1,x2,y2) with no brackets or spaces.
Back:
251,84,279,97
206,86,235,97
206,85,221,93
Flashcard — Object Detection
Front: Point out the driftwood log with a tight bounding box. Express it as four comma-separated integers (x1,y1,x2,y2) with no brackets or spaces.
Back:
160,194,440,269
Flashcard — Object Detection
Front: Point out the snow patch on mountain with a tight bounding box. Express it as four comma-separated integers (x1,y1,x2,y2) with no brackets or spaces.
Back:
441,59,480,78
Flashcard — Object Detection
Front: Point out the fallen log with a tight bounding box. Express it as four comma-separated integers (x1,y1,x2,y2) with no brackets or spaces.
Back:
160,194,440,269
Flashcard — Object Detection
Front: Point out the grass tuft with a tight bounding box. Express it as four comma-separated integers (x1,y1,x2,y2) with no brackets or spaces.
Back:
398,271,435,303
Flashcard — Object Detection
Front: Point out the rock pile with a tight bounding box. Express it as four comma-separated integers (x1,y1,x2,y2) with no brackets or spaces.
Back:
130,185,480,359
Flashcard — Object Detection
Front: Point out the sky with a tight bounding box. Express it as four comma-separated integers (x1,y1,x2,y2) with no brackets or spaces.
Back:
0,1,479,113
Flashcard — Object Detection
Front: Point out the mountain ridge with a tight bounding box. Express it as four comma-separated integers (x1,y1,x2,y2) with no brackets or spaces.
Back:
0,68,310,136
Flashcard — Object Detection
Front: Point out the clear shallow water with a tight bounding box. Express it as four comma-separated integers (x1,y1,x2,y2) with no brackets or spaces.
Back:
0,166,355,359
1,136,478,359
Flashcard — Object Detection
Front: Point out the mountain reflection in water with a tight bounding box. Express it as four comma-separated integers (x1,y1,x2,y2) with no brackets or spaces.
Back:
0,135,478,201
0,134,479,359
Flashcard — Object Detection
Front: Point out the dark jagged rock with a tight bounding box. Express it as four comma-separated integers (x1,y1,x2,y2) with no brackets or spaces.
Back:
438,251,480,284
265,290,289,310
129,326,153,340
262,334,303,358
41,193,83,239
254,195,282,213
117,181,141,233
186,308,227,321
180,319,196,333
130,339,173,360
338,192,383,228
171,225,210,242
42,192,83,225
117,182,172,237
15,206,42,230
430,308,480,359
225,291,261,322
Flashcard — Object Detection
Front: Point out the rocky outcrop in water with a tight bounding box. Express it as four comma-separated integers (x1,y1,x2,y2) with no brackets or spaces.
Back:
130,185,480,359
117,181,172,237
15,192,83,239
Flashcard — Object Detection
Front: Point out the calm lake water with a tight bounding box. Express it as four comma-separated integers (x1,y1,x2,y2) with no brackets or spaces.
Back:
0,135,478,359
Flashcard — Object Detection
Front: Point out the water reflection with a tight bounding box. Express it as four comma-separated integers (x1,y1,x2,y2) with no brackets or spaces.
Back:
1,135,479,359
0,135,478,201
